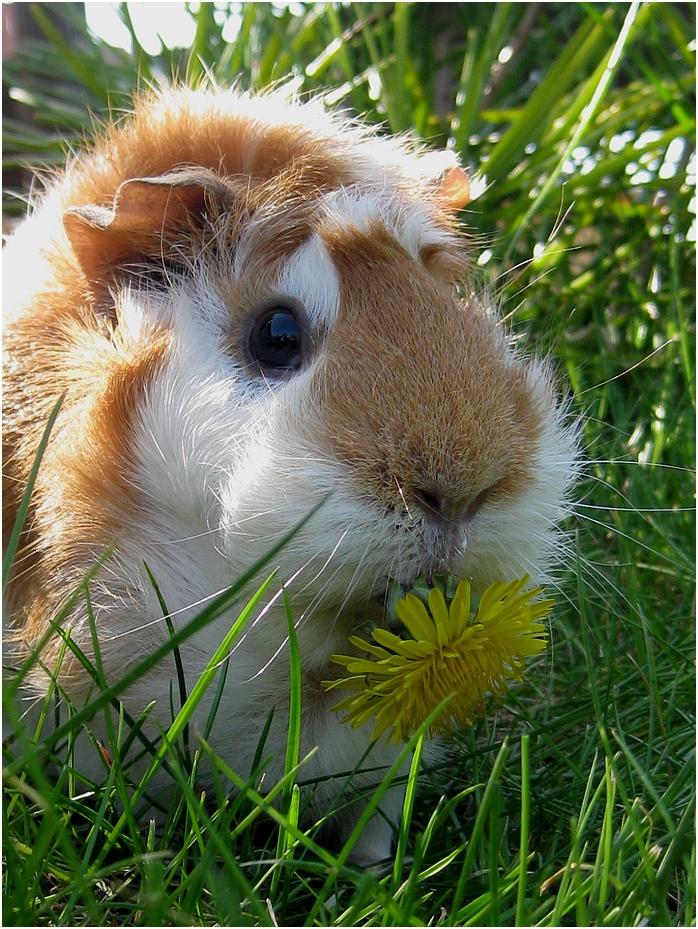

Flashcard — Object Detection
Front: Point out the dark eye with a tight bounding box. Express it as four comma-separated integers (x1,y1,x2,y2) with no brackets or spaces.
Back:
247,305,305,376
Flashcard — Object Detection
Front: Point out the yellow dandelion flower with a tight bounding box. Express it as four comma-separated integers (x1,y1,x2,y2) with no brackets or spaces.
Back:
323,575,553,745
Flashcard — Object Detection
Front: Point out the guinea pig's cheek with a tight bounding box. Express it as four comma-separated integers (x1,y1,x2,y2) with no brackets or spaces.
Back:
217,439,272,537
215,420,327,569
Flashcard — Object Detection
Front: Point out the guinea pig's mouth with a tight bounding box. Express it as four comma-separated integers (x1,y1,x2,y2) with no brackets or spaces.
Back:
298,522,468,634
386,532,465,589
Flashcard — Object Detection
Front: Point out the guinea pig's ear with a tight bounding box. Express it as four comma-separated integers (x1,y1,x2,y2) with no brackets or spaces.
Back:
434,166,471,212
63,168,235,282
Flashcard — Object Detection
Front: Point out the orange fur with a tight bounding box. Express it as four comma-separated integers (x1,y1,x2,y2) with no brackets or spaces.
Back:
313,226,540,515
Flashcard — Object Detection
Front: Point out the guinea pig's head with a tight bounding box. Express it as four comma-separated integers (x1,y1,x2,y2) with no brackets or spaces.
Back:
52,87,577,647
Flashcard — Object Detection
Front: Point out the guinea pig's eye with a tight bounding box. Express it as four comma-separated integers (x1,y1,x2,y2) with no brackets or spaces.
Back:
246,304,306,377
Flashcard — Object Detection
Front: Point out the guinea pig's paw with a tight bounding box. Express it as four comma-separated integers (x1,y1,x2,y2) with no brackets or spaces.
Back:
332,782,405,866
345,809,398,868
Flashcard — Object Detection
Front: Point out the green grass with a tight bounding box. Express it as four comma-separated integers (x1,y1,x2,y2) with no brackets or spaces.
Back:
3,3,695,925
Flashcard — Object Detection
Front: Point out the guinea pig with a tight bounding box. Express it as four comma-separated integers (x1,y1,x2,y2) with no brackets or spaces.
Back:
2,85,578,865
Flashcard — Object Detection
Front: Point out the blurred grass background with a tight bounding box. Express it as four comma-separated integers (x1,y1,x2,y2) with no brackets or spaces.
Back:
2,2,695,926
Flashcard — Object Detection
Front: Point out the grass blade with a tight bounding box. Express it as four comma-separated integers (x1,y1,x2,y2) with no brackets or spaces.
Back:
2,394,63,592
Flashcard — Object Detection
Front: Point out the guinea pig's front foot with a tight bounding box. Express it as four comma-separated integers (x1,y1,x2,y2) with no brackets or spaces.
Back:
347,811,397,868
334,783,404,867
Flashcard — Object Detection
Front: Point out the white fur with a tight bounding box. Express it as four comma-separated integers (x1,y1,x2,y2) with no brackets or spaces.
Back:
275,233,341,328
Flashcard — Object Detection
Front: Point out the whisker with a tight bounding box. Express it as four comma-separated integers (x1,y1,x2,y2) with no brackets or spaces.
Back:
579,336,681,395
575,502,694,514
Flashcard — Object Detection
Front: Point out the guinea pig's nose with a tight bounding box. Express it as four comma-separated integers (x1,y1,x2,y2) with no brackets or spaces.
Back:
413,486,445,519
413,485,490,525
